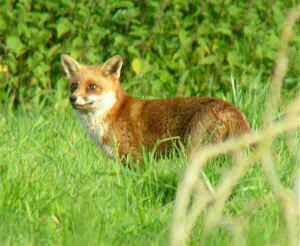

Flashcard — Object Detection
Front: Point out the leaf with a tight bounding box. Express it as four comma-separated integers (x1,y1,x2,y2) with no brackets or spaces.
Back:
72,37,84,48
56,18,72,38
159,70,173,83
215,24,232,36
0,18,6,31
114,35,125,46
6,35,25,56
132,58,143,75
47,44,61,58
33,62,50,88
70,49,82,60
0,64,8,73
201,55,217,65
179,30,192,49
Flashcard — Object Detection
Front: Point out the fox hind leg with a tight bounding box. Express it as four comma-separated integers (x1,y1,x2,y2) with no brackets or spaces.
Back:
184,111,229,155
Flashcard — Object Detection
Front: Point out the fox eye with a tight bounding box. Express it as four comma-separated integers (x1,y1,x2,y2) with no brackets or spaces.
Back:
70,83,78,93
88,84,98,90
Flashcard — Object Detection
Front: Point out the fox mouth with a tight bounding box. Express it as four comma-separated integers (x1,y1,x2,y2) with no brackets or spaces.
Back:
72,102,93,110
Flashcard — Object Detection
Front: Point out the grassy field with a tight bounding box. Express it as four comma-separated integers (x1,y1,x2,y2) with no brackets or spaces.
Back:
0,84,298,246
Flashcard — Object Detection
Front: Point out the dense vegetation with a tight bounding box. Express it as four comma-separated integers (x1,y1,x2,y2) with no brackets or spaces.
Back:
0,0,299,109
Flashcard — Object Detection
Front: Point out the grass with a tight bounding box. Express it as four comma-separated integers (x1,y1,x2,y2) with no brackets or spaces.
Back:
0,85,298,246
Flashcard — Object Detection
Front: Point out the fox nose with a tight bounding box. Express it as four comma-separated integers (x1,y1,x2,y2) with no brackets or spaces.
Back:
69,95,77,104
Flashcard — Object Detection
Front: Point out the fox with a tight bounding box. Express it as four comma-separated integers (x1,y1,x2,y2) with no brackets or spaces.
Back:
61,54,251,165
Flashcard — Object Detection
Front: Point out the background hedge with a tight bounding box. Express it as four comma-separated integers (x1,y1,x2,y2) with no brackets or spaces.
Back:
0,0,299,108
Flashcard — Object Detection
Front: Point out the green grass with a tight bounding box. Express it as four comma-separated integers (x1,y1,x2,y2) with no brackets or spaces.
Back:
0,87,298,246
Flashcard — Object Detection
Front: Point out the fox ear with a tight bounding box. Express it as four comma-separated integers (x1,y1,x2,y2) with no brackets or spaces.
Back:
61,54,81,78
102,55,123,79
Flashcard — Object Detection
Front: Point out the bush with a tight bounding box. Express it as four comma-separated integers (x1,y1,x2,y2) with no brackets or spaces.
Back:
0,0,299,108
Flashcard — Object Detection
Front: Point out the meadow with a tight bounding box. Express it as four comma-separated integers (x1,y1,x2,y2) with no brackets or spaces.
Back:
0,81,298,246
0,0,300,245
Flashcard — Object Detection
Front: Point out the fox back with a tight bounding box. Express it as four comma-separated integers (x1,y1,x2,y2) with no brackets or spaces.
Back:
61,54,251,164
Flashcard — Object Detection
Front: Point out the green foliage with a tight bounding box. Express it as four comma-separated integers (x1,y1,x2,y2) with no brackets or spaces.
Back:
0,0,299,107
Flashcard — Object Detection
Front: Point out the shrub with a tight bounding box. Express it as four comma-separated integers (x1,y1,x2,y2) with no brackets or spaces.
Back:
0,0,299,108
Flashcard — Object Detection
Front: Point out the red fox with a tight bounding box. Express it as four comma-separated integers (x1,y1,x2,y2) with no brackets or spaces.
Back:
61,54,251,164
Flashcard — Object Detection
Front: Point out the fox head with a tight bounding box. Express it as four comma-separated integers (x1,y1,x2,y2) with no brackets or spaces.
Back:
61,54,123,112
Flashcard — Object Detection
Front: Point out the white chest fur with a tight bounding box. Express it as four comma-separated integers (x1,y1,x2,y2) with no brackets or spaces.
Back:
75,91,116,158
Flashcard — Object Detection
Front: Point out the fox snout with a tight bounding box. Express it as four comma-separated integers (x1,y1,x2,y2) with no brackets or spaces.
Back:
69,95,77,104
69,95,83,109
69,94,94,110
